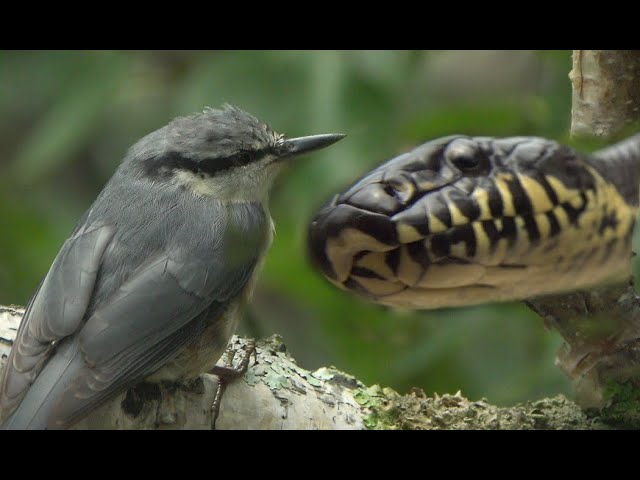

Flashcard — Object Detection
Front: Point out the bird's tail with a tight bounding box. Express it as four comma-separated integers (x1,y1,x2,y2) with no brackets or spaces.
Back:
1,339,83,430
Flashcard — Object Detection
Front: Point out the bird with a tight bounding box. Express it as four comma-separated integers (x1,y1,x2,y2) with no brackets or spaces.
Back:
308,134,640,309
0,104,345,429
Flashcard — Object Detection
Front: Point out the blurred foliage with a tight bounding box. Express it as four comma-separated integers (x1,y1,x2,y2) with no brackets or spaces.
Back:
0,50,575,405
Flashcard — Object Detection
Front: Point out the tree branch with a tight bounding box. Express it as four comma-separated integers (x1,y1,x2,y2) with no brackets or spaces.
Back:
0,305,605,429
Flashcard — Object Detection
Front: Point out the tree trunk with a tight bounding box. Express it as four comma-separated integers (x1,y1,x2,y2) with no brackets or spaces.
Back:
528,50,640,410
569,50,640,138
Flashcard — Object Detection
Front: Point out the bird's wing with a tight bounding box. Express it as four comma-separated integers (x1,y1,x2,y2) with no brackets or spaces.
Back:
51,247,259,428
1,213,266,429
0,220,115,420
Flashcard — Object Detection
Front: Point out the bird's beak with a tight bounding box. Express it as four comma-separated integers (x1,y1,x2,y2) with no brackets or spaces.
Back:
280,133,346,158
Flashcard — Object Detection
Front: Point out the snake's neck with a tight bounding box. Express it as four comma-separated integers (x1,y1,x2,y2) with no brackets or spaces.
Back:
590,133,640,207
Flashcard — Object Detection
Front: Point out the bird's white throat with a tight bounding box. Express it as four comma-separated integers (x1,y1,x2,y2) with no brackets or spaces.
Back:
172,158,284,203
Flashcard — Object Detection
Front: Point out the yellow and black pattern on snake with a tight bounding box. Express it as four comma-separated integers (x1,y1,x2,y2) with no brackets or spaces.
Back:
308,134,640,309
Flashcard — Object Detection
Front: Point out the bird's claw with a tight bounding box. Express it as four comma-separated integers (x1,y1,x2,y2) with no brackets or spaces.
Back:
210,340,257,429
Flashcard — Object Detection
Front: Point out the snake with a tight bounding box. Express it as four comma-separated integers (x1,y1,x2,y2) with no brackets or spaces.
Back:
307,134,640,309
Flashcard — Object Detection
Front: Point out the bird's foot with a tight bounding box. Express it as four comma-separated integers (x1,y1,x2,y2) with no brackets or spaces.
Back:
209,340,257,429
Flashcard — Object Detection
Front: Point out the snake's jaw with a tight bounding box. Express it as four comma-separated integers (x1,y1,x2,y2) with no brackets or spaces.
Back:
308,137,465,285
308,135,638,309
308,202,398,284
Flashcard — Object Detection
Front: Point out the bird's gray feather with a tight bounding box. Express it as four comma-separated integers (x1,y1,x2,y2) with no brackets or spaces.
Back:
0,221,115,418
0,167,269,429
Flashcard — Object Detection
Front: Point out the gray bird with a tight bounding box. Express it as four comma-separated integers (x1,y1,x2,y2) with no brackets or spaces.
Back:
0,105,344,429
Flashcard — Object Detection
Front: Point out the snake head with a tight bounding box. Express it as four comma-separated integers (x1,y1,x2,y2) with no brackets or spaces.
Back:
308,135,635,309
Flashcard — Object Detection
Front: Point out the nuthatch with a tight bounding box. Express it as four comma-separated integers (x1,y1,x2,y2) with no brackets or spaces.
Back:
0,105,344,429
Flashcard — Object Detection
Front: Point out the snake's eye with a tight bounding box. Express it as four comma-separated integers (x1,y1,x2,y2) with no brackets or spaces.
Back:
445,140,486,173
451,154,480,171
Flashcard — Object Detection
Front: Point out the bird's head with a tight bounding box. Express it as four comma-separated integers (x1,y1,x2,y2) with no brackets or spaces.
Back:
128,104,345,202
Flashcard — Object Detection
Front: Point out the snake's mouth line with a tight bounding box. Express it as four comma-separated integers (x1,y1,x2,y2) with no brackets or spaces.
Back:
339,187,588,270
342,216,538,301
331,186,632,305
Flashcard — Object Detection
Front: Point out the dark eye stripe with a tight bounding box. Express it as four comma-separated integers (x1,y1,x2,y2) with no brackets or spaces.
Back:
144,147,275,178
206,150,255,173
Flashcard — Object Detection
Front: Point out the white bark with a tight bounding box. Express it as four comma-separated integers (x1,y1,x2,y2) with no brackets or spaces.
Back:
0,306,364,429
0,305,602,429
570,50,640,138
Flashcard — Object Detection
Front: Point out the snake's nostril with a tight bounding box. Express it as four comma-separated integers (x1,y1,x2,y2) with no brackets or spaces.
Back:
384,179,415,205
383,184,397,197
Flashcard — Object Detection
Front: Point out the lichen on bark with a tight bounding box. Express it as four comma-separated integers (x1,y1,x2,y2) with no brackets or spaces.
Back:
0,306,612,429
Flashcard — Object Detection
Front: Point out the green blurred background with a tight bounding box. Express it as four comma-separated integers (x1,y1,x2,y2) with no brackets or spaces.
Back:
0,50,575,405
